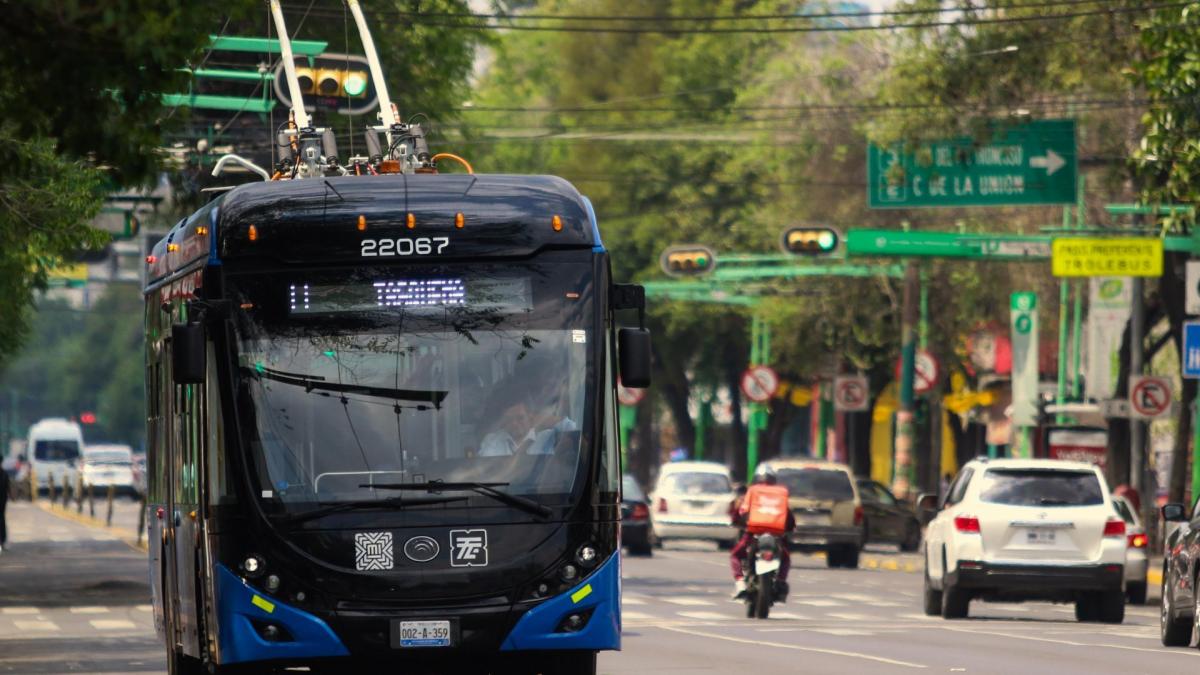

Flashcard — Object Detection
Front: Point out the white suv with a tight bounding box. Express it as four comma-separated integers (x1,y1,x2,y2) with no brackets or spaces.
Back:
922,458,1126,623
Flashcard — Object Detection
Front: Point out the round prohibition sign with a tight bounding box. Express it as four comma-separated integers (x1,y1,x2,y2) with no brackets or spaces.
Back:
740,365,780,403
1130,378,1171,418
834,378,869,411
617,379,646,407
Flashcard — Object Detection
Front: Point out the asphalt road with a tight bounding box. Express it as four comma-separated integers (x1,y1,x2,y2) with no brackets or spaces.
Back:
0,506,1191,674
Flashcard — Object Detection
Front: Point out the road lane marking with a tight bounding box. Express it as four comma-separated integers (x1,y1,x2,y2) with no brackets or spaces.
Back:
14,620,59,631
792,598,843,607
622,597,646,606
1,607,40,615
135,605,153,612
622,611,655,620
810,628,877,636
656,550,728,568
830,593,876,602
654,624,927,669
663,597,715,606
68,607,110,614
770,611,808,620
89,619,137,630
937,624,1198,657
827,612,877,621
677,611,732,621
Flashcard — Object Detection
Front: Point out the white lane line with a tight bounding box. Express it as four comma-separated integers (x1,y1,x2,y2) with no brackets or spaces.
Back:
48,535,75,542
622,597,646,606
655,624,927,669
1,607,40,615
811,628,877,636
69,607,110,614
896,613,939,621
656,551,728,568
830,593,877,602
770,611,808,620
14,620,59,632
622,611,655,620
677,611,732,621
89,619,137,630
827,612,878,621
793,599,844,607
135,605,153,612
937,624,1200,657
663,597,716,607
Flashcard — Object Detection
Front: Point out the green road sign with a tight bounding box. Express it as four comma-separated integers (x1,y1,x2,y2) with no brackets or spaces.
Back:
868,119,1077,208
846,229,1051,260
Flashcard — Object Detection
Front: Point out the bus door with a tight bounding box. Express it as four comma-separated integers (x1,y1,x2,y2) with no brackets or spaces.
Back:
169,379,203,657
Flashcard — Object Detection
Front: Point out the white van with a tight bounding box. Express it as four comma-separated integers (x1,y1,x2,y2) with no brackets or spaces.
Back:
27,418,84,492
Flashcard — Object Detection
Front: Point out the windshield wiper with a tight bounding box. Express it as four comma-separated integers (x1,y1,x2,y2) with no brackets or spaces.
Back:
274,495,468,527
366,481,553,519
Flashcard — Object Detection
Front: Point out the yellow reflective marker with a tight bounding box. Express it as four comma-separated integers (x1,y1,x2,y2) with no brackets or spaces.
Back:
251,595,275,614
570,584,593,604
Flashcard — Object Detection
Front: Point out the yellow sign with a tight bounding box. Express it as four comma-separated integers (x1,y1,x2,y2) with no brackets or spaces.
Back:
1051,237,1162,277
48,263,88,282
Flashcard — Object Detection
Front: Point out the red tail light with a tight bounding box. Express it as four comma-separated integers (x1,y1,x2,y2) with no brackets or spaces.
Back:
853,505,864,526
630,503,650,520
657,498,668,513
954,515,980,533
1127,533,1148,549
1103,519,1127,537
761,550,775,561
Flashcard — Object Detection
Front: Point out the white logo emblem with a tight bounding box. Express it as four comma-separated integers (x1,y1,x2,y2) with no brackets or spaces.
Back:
449,529,488,567
403,536,441,563
355,532,394,571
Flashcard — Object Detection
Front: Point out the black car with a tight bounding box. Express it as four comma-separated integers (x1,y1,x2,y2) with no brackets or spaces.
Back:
855,478,921,552
622,475,654,556
1159,501,1200,645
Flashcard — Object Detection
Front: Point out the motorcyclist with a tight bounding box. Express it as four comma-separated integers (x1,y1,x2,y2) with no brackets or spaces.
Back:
730,466,794,600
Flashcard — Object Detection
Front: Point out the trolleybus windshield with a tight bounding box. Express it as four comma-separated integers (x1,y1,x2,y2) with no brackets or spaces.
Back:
228,261,595,513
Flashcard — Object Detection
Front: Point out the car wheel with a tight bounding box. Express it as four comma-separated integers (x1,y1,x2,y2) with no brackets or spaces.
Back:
923,568,942,616
900,521,921,553
1099,589,1125,624
842,545,860,569
825,547,842,568
1075,593,1099,622
941,582,968,619
717,539,735,551
627,541,653,557
1162,567,1191,646
1127,581,1147,606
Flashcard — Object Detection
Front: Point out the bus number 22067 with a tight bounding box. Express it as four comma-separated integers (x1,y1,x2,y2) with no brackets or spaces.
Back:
361,237,450,257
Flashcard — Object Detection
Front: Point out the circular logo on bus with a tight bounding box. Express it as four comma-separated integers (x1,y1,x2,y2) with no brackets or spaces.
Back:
403,536,440,563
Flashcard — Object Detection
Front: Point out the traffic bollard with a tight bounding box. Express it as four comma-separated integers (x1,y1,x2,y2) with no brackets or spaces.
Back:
47,473,56,503
28,466,36,502
136,495,146,546
76,475,84,514
63,478,71,509
106,485,115,527
89,483,95,518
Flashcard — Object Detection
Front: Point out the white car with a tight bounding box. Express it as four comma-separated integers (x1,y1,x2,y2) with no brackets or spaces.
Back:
81,444,136,496
922,458,1127,623
1111,495,1148,604
649,461,738,548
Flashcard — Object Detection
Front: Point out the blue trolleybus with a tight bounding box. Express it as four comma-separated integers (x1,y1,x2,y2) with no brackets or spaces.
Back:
144,173,650,674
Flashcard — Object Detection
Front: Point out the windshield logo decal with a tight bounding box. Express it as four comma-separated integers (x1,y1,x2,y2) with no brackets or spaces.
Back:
403,536,440,563
449,529,488,567
355,532,394,571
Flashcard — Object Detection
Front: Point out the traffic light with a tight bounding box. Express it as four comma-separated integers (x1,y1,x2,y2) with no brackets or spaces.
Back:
79,412,97,425
781,226,841,256
274,53,377,116
660,245,718,277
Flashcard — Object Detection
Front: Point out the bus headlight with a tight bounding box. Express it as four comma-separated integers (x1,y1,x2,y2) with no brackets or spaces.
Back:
242,554,266,578
265,574,281,593
576,544,598,568
561,564,578,582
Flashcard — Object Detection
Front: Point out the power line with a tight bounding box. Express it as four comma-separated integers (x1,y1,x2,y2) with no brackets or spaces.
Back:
298,2,1182,35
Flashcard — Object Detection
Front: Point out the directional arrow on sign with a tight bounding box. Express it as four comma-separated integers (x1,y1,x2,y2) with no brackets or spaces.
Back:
1030,149,1066,176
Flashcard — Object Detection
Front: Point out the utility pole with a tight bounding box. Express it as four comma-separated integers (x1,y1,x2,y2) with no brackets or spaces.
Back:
893,262,919,500
1129,213,1147,495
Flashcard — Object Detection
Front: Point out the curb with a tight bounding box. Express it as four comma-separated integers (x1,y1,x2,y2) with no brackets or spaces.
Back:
1147,567,1162,586
862,555,920,573
35,500,148,553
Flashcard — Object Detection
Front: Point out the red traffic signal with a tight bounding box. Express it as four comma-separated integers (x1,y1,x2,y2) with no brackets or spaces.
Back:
79,412,97,425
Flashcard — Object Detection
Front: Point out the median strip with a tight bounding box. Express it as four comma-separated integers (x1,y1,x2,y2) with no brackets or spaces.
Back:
34,500,147,553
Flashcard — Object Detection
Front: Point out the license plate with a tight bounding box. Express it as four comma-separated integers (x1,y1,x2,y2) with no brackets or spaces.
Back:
797,514,829,526
755,558,781,575
1026,529,1056,545
395,620,453,648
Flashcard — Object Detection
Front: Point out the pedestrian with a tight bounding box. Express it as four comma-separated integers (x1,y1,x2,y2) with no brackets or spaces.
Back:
0,465,9,552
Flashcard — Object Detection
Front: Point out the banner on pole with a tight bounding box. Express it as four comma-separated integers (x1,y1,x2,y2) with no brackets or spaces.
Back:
1010,292,1039,428
1085,277,1132,401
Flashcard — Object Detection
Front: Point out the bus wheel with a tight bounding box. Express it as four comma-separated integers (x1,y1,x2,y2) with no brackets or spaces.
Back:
537,650,597,675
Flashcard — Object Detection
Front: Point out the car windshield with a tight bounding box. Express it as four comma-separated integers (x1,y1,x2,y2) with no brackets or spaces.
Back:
778,468,855,501
34,439,79,462
662,471,731,495
978,469,1104,507
622,475,646,501
230,262,595,507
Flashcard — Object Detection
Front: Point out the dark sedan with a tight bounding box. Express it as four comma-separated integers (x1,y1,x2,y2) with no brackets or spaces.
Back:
622,474,654,556
856,478,922,552
1159,502,1200,645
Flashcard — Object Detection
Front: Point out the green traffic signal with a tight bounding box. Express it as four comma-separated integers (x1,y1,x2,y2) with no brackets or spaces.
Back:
660,245,718,277
781,226,841,256
343,72,368,97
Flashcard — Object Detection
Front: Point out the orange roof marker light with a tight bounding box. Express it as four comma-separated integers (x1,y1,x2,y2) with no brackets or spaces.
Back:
357,215,367,231
248,224,258,242
552,215,564,232
406,213,416,229
167,243,180,253
145,255,157,264
195,225,209,236
455,212,465,229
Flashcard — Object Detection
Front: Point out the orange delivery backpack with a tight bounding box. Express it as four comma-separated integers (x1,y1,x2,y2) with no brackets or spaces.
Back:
741,484,790,535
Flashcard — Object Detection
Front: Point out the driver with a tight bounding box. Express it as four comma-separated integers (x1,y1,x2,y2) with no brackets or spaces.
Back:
478,375,577,457
730,466,795,599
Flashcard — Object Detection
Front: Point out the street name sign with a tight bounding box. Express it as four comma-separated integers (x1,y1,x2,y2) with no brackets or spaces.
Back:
845,230,1051,260
868,120,1077,208
1051,237,1163,277
1184,321,1200,379
833,376,870,412
1129,376,1172,420
741,366,780,403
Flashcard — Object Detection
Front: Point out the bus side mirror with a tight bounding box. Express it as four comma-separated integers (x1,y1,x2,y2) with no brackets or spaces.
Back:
1163,502,1187,522
618,328,652,388
171,323,207,385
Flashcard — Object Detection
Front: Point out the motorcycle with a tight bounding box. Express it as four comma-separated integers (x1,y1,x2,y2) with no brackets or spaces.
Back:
743,533,785,619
